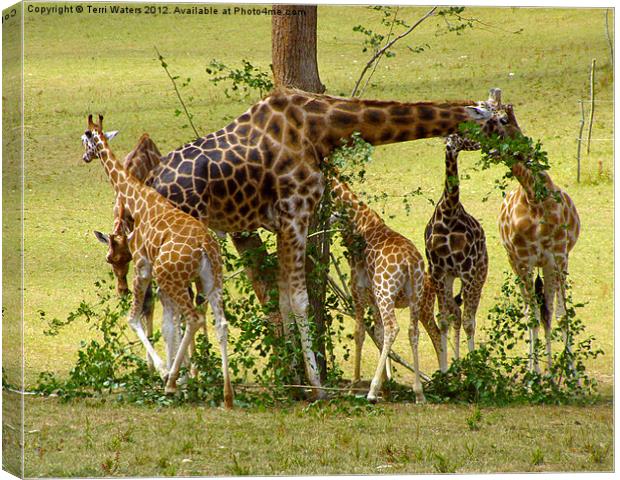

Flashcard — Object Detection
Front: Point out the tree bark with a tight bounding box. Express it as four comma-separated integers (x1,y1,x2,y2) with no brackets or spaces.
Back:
272,5,325,93
272,4,329,381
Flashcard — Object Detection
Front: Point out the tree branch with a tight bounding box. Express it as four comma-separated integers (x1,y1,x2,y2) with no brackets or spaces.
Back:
351,6,438,97
154,46,200,139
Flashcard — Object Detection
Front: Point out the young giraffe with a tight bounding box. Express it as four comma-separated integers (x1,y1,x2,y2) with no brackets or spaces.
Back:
424,134,489,372
139,87,496,395
94,133,162,314
331,178,441,403
94,133,208,375
94,133,163,370
497,106,580,373
81,115,233,406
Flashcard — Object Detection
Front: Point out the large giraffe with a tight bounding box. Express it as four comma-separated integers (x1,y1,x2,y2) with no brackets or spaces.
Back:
81,115,233,406
109,88,496,396
424,134,488,372
331,178,440,403
497,106,580,373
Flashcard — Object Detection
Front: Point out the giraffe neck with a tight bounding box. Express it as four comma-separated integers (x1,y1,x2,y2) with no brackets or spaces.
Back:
320,99,484,152
510,162,553,204
256,91,488,159
331,178,383,237
95,140,148,224
441,147,460,209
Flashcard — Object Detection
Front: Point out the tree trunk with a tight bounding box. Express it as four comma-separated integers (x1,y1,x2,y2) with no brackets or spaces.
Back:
272,4,329,382
272,5,325,93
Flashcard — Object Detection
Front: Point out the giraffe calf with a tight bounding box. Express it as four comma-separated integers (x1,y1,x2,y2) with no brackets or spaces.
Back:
82,115,232,407
424,134,489,372
93,222,207,376
331,178,441,403
93,133,197,374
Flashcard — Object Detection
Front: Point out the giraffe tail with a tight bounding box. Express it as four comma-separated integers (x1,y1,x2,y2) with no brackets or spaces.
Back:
420,272,442,366
454,288,463,307
142,282,155,320
534,274,550,327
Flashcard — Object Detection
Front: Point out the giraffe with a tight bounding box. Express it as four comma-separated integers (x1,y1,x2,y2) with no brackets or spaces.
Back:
424,134,489,372
94,216,205,378
93,132,162,304
331,178,441,403
422,94,524,372
497,105,580,373
132,87,497,396
81,115,233,407
93,133,163,371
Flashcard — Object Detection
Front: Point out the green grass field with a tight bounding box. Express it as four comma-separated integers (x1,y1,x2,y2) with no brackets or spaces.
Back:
6,3,615,475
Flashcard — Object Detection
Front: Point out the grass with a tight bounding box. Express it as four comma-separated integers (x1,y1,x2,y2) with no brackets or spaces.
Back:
22,396,613,476
6,2,615,475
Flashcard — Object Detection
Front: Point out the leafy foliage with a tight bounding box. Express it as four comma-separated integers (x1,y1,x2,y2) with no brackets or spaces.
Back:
459,121,559,202
435,7,476,36
206,59,273,99
424,273,602,405
353,6,428,59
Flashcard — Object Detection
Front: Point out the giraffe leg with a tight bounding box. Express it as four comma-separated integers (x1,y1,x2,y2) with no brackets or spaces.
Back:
161,286,203,395
461,277,483,354
159,291,179,372
186,283,209,379
367,304,399,403
276,239,302,386
371,306,390,383
517,271,541,374
435,275,455,372
142,283,156,370
277,228,324,399
128,256,166,377
199,259,233,409
554,257,577,380
420,274,442,369
408,281,426,403
451,289,462,361
351,281,366,385
541,264,557,373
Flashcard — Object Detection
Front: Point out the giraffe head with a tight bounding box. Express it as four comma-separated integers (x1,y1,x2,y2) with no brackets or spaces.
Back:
81,114,118,163
481,104,522,138
454,102,522,154
93,223,132,296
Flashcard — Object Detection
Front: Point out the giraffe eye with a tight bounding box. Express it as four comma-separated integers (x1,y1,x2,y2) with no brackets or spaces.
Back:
84,130,93,139
499,117,509,125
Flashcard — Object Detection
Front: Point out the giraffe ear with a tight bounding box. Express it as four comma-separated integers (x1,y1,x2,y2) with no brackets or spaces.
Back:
105,130,119,141
464,106,492,121
93,230,110,245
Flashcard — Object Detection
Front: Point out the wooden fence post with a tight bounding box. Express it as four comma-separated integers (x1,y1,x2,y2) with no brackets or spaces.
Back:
586,59,596,155
576,100,585,183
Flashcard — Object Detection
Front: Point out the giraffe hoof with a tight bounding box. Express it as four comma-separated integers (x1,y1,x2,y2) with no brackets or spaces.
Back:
416,394,427,405
367,394,378,404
